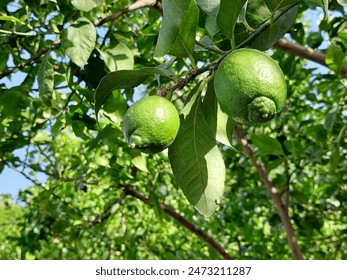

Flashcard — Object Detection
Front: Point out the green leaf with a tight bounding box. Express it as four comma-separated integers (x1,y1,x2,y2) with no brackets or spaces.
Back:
267,0,301,12
94,67,173,118
195,36,220,52
202,80,235,147
154,0,199,58
61,17,96,67
251,134,283,156
304,0,329,15
324,106,338,132
71,0,103,12
196,0,220,16
130,150,148,172
248,1,298,50
264,0,279,11
30,131,51,144
217,0,247,43
98,42,134,72
37,54,54,107
102,90,128,125
168,83,225,217
326,41,346,75
0,48,9,73
339,30,347,49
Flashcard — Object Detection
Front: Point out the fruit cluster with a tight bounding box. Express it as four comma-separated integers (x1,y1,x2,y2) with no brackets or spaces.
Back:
122,49,287,154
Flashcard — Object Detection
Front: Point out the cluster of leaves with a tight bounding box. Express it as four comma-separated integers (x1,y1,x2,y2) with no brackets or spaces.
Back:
0,0,346,259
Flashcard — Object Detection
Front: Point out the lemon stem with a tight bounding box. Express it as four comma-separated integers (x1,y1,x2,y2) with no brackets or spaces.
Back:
195,40,224,54
166,2,299,95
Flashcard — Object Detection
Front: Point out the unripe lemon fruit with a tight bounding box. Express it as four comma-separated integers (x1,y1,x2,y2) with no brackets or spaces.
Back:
122,95,180,154
214,48,287,124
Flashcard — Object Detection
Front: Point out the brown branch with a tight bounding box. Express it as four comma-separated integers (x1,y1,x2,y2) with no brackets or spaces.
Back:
123,184,233,260
283,160,290,211
233,126,303,260
273,38,347,77
0,40,61,79
97,0,161,26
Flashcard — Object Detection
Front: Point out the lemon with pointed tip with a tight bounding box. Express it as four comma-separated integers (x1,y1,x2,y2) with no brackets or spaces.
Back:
214,48,287,124
122,95,180,154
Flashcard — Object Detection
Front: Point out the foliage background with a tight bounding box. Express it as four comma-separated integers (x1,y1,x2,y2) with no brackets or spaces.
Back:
0,0,346,260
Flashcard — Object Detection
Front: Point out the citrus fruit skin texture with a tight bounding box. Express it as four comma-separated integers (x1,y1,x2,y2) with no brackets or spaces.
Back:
214,48,287,124
122,95,180,154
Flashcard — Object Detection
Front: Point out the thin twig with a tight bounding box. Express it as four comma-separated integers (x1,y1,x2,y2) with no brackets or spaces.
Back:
0,29,36,36
123,184,234,260
233,126,303,260
5,162,86,219
283,160,290,211
97,0,160,26
0,40,61,79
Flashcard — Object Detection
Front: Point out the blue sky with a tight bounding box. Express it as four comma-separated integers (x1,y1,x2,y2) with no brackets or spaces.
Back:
0,72,35,200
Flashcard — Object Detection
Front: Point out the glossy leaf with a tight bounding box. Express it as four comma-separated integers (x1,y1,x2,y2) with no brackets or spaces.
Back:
130,150,148,173
326,41,346,74
98,42,134,72
154,0,199,58
169,83,225,217
61,17,96,67
247,0,298,50
102,90,128,125
264,0,279,11
324,106,338,132
202,79,234,147
251,134,284,156
217,0,247,41
71,0,103,12
37,54,54,107
94,67,173,117
265,0,301,12
196,0,220,16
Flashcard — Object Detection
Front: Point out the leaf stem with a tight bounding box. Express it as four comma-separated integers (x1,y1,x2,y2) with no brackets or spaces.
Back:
96,0,160,26
0,29,36,36
195,40,224,55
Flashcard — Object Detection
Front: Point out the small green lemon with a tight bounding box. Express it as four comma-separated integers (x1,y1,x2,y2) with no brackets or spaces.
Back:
337,0,347,7
122,95,180,154
214,48,287,124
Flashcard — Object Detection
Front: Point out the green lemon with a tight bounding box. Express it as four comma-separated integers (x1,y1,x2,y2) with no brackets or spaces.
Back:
337,0,347,7
122,95,180,154
214,48,287,124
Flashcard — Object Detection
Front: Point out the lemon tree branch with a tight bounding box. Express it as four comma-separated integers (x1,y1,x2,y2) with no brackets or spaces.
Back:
97,0,162,26
234,125,304,260
273,38,347,78
123,184,234,260
0,40,60,79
